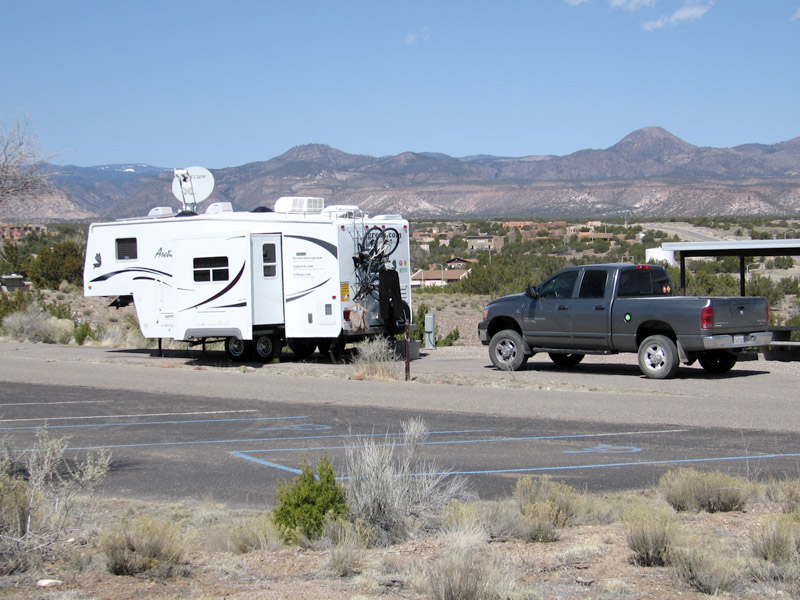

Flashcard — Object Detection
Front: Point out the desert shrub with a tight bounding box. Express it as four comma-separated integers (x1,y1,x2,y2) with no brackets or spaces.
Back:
445,499,529,541
272,456,347,542
513,475,581,528
660,468,749,513
228,513,283,553
101,514,186,576
0,289,33,321
780,479,800,514
0,430,109,574
438,326,460,347
670,543,741,595
424,546,493,600
350,337,403,381
73,321,93,345
344,418,474,546
624,503,677,567
28,241,84,288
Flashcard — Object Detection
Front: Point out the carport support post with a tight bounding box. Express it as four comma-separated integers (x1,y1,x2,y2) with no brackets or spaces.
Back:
405,322,410,381
679,253,686,296
739,255,746,296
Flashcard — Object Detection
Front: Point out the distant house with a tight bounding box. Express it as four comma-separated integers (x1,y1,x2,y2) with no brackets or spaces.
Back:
446,256,478,269
0,223,48,240
410,268,470,288
467,235,505,251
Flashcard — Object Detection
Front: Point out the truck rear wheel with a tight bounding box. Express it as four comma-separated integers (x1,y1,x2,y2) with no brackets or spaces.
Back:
489,329,528,371
637,335,679,379
698,351,737,374
549,353,585,368
225,337,251,362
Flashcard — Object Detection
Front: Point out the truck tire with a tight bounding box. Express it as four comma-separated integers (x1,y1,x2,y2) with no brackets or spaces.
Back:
549,353,585,368
637,335,679,379
225,337,251,362
489,329,529,371
698,351,737,374
253,334,280,362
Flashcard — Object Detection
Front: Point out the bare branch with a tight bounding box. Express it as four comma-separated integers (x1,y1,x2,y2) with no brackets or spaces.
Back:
0,117,54,202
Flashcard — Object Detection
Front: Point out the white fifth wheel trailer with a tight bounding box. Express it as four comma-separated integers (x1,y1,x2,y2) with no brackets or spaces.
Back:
84,190,412,362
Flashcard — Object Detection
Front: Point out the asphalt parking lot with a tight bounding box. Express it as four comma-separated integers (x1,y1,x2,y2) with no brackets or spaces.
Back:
1,342,799,505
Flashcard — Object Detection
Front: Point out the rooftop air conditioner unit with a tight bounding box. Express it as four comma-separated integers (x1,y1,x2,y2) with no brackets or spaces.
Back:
273,196,325,214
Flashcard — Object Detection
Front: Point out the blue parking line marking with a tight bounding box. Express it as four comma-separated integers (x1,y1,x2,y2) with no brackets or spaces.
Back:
232,452,303,475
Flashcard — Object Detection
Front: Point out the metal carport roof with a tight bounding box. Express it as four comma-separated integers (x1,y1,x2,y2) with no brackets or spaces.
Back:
661,239,800,296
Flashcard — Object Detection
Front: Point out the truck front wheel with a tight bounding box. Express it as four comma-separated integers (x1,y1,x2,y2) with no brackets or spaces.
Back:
698,351,737,374
637,335,679,379
489,329,529,371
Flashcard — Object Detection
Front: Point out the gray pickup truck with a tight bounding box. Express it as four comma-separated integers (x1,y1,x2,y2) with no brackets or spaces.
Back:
478,264,772,379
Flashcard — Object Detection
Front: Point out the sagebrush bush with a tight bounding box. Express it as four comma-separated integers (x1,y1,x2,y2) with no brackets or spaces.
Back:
424,547,493,600
2,305,72,344
101,514,186,576
272,456,347,542
0,430,109,575
660,468,749,513
344,418,474,546
322,517,369,576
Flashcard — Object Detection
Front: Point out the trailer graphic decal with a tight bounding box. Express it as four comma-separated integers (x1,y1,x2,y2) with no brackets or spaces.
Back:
284,235,337,258
181,263,246,311
90,267,172,283
286,278,331,302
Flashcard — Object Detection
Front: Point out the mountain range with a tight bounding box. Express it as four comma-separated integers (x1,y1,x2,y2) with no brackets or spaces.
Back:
6,126,800,221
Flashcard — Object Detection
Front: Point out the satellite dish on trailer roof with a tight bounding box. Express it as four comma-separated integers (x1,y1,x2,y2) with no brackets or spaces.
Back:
172,167,215,211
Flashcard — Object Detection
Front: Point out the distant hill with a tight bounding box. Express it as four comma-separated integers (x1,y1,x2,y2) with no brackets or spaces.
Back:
9,127,800,221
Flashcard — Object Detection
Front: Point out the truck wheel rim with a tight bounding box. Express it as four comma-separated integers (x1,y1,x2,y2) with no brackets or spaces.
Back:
645,345,665,370
497,340,516,363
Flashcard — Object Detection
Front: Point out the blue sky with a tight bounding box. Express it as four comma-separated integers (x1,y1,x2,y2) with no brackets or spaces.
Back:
2,1,799,168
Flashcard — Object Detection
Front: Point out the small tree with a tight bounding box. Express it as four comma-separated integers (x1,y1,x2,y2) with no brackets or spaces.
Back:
29,241,84,288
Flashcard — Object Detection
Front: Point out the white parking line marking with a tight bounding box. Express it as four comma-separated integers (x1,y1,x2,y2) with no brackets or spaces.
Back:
0,409,258,423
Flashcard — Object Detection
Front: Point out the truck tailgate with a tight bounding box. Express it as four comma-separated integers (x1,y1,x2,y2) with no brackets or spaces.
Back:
707,297,769,333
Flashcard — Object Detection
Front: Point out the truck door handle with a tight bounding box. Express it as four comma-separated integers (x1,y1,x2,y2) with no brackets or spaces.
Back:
595,305,606,310
558,305,569,310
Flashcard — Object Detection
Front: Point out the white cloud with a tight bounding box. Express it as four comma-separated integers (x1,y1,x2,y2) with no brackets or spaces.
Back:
405,26,430,45
609,0,656,11
563,0,592,6
791,7,800,21
643,1,713,31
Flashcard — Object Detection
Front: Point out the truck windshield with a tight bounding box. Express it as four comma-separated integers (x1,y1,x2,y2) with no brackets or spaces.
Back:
618,269,674,297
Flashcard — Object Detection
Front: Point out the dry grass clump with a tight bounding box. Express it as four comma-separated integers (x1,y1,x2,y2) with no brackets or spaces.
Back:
100,514,186,576
321,517,370,576
512,475,584,541
228,513,283,554
349,337,404,381
623,502,677,566
669,539,741,595
659,467,750,513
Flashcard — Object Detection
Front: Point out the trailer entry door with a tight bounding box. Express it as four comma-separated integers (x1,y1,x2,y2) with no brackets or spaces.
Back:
251,234,284,325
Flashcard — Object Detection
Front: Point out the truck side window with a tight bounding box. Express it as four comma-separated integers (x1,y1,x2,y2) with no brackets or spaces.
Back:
193,256,229,282
538,271,578,299
115,238,138,260
618,269,674,297
579,270,607,299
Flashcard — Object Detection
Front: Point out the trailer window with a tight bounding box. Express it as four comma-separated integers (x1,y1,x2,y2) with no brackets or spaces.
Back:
262,243,277,278
193,256,229,282
115,238,138,260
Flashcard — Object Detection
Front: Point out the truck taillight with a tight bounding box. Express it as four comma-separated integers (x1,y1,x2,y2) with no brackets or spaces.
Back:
701,305,714,330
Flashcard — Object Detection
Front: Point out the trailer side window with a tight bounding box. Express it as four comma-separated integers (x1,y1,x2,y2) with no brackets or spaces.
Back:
262,243,277,278
193,256,229,282
116,238,138,260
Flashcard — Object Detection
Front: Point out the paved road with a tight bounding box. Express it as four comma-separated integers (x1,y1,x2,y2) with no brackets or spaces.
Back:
1,342,798,506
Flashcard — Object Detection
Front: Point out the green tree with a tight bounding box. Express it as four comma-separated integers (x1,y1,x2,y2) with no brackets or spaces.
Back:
29,241,84,288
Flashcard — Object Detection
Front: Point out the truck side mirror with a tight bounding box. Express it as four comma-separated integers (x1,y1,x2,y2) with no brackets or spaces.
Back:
526,285,538,299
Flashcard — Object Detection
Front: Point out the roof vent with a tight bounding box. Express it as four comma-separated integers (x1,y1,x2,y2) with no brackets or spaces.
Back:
147,206,174,217
273,196,325,214
205,202,233,214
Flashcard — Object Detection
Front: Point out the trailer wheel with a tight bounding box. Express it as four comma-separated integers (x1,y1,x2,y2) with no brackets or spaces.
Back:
549,353,585,368
637,335,679,379
253,335,280,362
225,337,251,362
488,329,528,371
288,338,316,360
698,351,737,374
